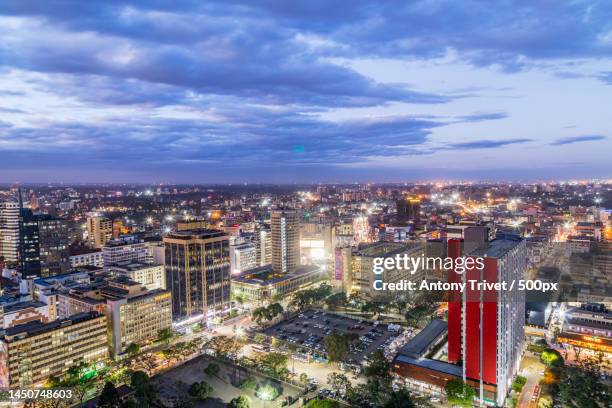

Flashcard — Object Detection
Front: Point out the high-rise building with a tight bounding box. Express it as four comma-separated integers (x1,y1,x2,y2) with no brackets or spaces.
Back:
230,242,257,274
164,229,231,320
36,215,70,277
19,208,41,278
447,235,526,406
87,216,113,249
0,200,20,263
396,196,421,225
271,209,300,273
253,225,272,266
0,311,108,389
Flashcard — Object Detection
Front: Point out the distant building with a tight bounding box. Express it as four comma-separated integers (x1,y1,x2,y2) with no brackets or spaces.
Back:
0,200,20,263
87,216,113,249
36,215,70,277
351,242,425,299
230,242,257,274
0,312,108,389
253,226,272,266
70,248,104,268
396,197,421,225
19,208,42,278
271,209,300,274
102,236,151,268
110,261,165,290
164,229,231,321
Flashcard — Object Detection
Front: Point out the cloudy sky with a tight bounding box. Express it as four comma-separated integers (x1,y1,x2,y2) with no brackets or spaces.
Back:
0,0,611,183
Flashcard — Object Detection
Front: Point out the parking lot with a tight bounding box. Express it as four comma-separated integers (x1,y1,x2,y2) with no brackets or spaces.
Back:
262,310,413,368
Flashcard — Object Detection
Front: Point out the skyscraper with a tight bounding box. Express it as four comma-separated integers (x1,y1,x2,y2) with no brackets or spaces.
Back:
37,215,70,276
0,200,20,263
19,208,41,278
164,229,231,320
271,209,300,273
396,196,421,225
447,234,526,406
253,225,272,266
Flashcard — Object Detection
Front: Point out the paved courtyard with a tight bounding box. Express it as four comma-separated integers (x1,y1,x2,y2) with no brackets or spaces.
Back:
152,355,301,407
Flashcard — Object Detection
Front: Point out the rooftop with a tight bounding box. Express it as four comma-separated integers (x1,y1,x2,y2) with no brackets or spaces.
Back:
394,354,462,377
165,229,227,240
354,241,422,258
469,235,523,258
232,264,321,286
3,311,103,340
398,319,447,359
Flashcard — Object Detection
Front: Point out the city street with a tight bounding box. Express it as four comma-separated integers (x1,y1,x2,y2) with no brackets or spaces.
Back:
517,356,545,408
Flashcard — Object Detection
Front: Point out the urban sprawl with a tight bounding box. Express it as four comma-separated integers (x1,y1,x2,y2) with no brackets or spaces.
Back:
0,181,610,408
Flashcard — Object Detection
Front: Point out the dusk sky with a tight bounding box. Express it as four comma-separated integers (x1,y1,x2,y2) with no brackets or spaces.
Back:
0,0,611,183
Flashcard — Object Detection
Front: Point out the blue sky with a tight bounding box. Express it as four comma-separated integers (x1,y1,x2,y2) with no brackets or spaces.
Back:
0,0,611,183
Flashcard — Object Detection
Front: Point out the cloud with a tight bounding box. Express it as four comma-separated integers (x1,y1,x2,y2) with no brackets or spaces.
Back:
598,71,612,84
0,1,609,181
551,135,607,145
448,138,532,150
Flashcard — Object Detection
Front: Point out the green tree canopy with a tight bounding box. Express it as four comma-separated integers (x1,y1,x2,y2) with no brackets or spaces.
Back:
383,388,415,408
227,395,251,408
445,379,476,408
97,381,120,408
188,381,213,401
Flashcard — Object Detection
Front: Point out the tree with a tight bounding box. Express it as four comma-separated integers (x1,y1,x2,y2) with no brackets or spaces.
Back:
325,292,346,309
126,342,140,357
256,384,279,401
512,375,527,393
304,400,340,408
130,371,157,407
157,327,175,344
253,333,267,344
268,302,284,319
299,373,309,385
228,395,251,408
404,304,433,328
327,372,351,398
556,358,611,408
239,376,257,390
383,389,415,408
188,381,213,401
204,362,220,378
364,350,391,380
97,381,120,408
445,379,476,408
324,332,351,363
258,352,288,375
252,307,271,325
541,348,563,367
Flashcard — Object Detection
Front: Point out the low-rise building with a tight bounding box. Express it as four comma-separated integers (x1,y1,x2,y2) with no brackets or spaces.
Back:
231,264,323,303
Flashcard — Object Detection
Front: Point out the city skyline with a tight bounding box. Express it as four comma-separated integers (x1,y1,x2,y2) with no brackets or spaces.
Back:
1,1,611,182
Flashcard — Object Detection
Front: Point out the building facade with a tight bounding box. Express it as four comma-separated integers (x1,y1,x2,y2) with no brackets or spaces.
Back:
0,200,20,263
164,229,231,321
87,216,113,249
0,312,108,389
271,209,300,274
